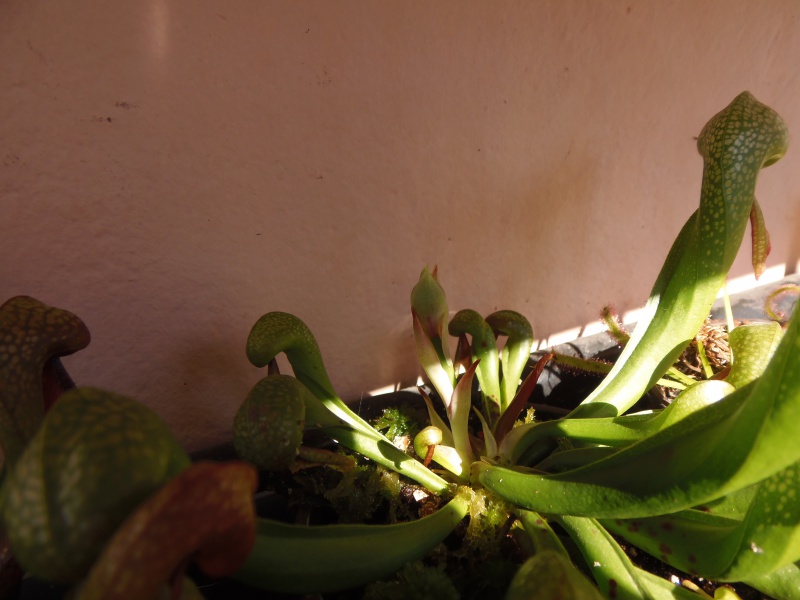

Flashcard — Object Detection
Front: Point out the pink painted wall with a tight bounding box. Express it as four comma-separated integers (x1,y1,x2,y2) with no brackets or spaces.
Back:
2,1,799,451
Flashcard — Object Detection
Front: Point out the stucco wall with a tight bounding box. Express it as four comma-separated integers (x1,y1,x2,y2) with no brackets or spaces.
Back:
2,1,799,451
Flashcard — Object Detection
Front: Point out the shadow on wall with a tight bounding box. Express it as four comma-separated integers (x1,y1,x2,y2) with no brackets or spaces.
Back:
786,198,800,275
165,333,258,452
504,146,612,344
385,314,424,392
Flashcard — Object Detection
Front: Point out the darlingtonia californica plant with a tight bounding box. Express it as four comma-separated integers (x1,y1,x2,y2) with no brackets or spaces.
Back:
0,297,258,599
232,92,800,599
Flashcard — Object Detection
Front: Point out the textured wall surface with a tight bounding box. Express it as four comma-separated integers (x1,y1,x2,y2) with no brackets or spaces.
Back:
2,1,799,451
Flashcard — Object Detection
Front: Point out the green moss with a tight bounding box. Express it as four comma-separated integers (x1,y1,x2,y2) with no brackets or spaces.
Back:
324,458,421,524
325,462,388,523
463,487,514,556
372,405,424,450
522,406,536,424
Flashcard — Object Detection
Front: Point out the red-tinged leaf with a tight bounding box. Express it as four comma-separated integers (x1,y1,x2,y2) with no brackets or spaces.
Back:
75,461,258,600
750,198,771,279
410,266,448,341
41,356,77,412
412,312,454,405
449,360,478,470
765,284,800,326
0,296,90,465
453,334,472,371
493,353,554,445
600,305,630,346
